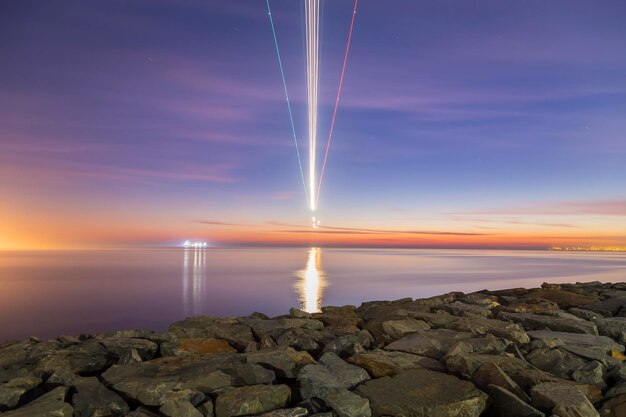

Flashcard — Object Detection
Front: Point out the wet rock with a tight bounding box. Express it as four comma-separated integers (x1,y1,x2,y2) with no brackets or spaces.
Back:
2,386,73,417
594,317,626,341
214,384,291,417
498,312,598,335
530,382,599,417
246,347,315,378
161,338,236,356
324,389,371,417
0,376,42,410
485,385,545,417
347,349,444,378
356,368,487,417
526,348,586,379
381,318,430,340
169,317,254,350
99,337,159,360
72,376,130,417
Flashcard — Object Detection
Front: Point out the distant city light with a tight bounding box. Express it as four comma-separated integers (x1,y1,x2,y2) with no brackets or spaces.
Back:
183,240,208,249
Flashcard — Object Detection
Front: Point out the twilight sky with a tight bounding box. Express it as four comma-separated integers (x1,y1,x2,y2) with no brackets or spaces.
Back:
1,0,625,250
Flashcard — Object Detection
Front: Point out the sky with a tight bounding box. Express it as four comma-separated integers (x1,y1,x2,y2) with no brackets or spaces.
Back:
1,0,625,250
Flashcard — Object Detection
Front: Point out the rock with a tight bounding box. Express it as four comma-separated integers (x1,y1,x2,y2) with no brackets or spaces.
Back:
436,301,492,317
214,384,291,417
356,368,487,417
498,312,598,335
324,389,371,417
525,289,599,309
246,347,315,378
347,349,444,378
102,355,237,406
322,331,372,357
571,361,606,387
289,308,311,319
313,306,362,335
583,297,626,317
527,330,624,354
118,348,143,365
471,362,529,402
244,318,324,340
594,317,626,341
1,386,73,417
231,363,275,386
123,407,160,416
34,340,111,374
381,319,430,340
0,376,42,410
99,337,159,360
526,348,586,379
385,329,507,359
318,352,370,388
599,394,626,417
568,308,602,321
275,328,325,352
498,298,560,315
72,376,129,417
161,338,236,356
257,407,308,417
485,385,545,417
530,382,599,417
432,316,530,345
169,317,254,350
197,400,214,417
160,400,203,417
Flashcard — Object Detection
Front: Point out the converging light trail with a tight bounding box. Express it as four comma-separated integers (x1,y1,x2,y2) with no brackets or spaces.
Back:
317,0,358,208
266,0,310,207
305,0,320,211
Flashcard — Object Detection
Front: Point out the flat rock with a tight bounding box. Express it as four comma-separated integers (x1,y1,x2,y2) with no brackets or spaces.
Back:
526,348,586,379
525,289,598,309
527,330,624,353
530,382,599,417
324,389,371,417
244,318,324,340
381,319,430,340
159,400,203,417
594,317,626,341
72,376,129,417
169,317,254,350
355,368,487,417
99,337,159,360
161,338,236,356
431,316,530,344
472,362,529,402
257,407,308,417
498,312,598,335
0,376,42,410
583,297,626,317
245,347,315,378
214,384,291,417
34,340,111,374
347,349,444,378
2,386,73,417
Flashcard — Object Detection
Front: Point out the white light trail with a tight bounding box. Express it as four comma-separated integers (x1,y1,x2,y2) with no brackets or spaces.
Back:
305,0,320,211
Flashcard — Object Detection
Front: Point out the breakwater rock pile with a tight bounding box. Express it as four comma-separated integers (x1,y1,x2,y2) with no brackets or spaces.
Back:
2,281,626,417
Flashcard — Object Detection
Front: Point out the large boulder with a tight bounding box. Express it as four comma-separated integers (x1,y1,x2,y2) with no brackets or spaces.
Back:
526,348,586,379
355,368,487,417
498,312,598,335
245,347,315,378
98,337,159,361
169,317,254,350
484,385,545,417
583,297,626,317
72,376,129,417
161,338,236,356
347,350,444,378
594,317,626,341
1,387,73,417
0,376,42,410
243,318,324,340
524,289,599,308
214,385,291,417
530,382,599,417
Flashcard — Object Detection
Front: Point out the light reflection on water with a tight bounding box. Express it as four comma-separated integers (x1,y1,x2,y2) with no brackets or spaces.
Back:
295,247,326,313
0,248,625,341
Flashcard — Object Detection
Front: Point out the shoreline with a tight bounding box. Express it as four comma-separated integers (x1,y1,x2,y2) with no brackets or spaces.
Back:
1,281,626,416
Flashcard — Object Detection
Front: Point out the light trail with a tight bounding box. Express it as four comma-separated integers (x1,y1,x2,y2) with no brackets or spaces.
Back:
266,0,310,207
316,0,358,208
305,0,320,211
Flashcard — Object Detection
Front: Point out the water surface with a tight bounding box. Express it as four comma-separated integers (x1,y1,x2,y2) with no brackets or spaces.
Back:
1,248,625,342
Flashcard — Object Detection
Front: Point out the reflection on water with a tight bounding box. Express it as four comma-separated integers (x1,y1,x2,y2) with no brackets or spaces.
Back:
295,247,327,313
182,247,206,316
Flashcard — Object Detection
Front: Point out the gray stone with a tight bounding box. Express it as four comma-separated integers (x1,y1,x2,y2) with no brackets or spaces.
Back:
257,407,308,417
530,382,599,417
160,400,203,417
34,340,111,374
583,297,626,316
471,362,529,402
356,368,487,417
118,348,143,365
72,376,129,417
568,308,602,321
485,385,545,417
594,317,626,341
99,338,158,361
318,352,370,388
289,308,311,319
324,389,371,417
571,361,606,387
169,317,254,350
214,384,291,417
498,312,598,335
198,400,214,417
123,407,159,416
527,330,624,354
244,318,324,340
347,349,444,378
246,347,315,378
526,348,586,379
381,319,430,340
436,301,492,317
2,386,73,417
0,376,42,410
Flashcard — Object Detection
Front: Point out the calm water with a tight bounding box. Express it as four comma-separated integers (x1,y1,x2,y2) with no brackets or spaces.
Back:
1,248,625,342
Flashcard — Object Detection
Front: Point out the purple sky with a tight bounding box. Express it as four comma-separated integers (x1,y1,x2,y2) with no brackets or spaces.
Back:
1,0,625,249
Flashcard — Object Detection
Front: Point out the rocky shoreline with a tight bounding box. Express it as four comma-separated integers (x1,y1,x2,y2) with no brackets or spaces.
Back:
2,281,626,417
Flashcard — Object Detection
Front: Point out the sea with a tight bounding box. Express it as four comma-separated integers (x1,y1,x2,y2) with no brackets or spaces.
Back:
1,248,625,342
